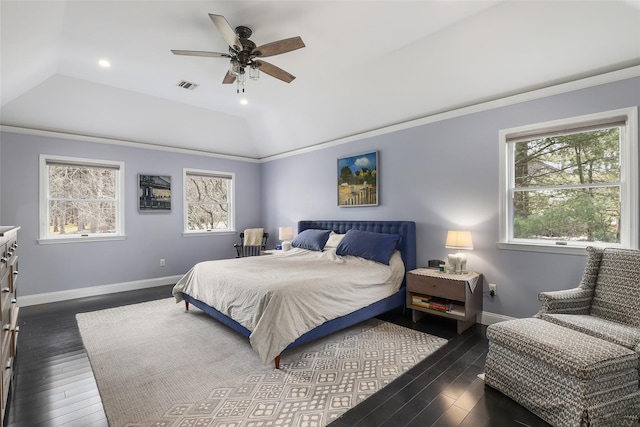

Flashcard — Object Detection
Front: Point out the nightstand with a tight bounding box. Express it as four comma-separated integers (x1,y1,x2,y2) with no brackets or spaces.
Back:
406,268,483,334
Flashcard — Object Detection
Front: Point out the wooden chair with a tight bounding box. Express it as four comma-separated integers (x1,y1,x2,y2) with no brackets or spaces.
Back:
234,232,269,257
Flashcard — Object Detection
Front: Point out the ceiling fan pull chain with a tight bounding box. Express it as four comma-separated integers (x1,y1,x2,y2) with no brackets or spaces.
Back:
236,70,246,93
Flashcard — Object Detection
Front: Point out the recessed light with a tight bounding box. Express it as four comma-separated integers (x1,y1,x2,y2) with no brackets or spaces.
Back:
98,59,111,68
240,98,248,105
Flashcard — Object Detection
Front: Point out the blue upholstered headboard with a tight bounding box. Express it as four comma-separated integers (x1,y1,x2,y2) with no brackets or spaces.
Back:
298,220,417,274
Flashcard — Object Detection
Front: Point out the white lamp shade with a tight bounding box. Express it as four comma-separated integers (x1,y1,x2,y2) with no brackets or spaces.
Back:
445,230,474,250
278,226,294,241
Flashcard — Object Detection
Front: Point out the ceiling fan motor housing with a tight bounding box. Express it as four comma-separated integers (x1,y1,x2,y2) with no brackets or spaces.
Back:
231,26,257,69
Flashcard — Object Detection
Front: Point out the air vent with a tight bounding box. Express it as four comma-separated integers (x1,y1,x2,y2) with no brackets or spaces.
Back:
177,80,199,90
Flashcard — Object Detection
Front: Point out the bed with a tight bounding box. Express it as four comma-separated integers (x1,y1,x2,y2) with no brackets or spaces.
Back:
172,220,416,368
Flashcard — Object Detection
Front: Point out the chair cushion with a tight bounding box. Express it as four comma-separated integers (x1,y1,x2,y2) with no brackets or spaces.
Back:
591,248,640,327
540,313,640,353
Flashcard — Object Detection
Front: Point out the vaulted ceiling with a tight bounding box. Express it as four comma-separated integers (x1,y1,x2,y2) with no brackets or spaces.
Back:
2,1,639,160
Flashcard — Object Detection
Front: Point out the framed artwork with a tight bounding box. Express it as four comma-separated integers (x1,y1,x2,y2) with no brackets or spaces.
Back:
337,151,378,207
138,174,171,212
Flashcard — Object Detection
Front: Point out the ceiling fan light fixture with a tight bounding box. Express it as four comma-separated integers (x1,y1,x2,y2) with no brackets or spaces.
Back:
229,59,240,76
249,64,259,81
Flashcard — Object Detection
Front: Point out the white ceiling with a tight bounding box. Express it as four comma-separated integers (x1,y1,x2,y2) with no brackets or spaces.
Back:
2,1,640,160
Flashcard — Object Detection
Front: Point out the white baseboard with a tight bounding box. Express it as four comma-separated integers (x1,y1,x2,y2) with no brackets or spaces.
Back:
478,311,515,326
20,275,183,307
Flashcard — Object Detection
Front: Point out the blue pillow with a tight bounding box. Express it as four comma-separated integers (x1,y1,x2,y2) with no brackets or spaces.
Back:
291,229,331,251
336,229,400,265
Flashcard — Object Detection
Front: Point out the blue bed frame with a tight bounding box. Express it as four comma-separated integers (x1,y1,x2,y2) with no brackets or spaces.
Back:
182,220,417,368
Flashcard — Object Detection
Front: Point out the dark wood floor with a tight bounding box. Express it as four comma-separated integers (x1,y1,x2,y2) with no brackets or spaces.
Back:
7,285,551,427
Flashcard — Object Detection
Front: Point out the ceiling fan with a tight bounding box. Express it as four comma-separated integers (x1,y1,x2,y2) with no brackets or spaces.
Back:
172,14,305,93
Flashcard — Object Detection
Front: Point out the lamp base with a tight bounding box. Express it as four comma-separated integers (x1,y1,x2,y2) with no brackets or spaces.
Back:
448,252,467,274
282,241,292,251
459,252,468,274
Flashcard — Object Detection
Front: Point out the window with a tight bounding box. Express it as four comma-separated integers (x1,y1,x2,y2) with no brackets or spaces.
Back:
183,168,235,234
499,107,638,254
39,155,125,243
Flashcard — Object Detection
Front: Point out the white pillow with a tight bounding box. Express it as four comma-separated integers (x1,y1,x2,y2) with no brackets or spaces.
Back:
324,232,345,248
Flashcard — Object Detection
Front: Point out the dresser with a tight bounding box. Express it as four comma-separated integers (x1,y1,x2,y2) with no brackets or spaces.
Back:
0,226,19,425
406,268,482,334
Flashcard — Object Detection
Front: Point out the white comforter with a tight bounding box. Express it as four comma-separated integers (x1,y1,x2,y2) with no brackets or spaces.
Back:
172,247,405,364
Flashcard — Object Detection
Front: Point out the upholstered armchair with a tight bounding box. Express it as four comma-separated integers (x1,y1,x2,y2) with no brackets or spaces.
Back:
485,246,640,426
534,246,640,353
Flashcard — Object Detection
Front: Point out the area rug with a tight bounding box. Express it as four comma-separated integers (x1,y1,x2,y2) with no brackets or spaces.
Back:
77,298,447,427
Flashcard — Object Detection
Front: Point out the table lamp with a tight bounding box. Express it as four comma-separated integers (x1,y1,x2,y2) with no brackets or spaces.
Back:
445,230,474,274
279,226,294,251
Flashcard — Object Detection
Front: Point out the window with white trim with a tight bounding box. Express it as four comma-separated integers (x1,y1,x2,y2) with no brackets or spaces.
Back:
499,107,638,253
183,168,235,233
39,155,125,243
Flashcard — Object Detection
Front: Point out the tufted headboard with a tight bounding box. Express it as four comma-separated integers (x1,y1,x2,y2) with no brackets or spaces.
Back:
298,220,417,276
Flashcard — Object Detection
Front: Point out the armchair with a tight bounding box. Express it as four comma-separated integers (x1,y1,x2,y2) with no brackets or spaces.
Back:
234,231,269,258
535,246,640,351
485,246,640,426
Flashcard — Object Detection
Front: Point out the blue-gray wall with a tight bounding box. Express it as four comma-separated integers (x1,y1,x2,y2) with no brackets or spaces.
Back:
0,135,2,225
261,76,640,318
0,132,262,297
0,75,638,319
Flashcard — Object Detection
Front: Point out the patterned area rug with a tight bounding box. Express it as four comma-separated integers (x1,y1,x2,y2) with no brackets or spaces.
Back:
77,298,447,427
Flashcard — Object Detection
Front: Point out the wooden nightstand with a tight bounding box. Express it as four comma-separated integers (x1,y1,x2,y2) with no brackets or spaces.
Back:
406,268,483,334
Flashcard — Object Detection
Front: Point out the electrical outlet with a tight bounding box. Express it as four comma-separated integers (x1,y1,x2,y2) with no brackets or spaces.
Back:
160,259,165,267
489,283,497,296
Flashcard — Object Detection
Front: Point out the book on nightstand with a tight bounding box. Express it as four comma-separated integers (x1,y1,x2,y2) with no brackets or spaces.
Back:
411,295,451,312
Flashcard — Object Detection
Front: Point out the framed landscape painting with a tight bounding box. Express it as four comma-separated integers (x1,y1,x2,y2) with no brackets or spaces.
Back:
138,174,171,211
337,151,378,207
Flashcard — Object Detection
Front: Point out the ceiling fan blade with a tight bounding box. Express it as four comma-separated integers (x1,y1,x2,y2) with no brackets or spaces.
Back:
171,50,231,58
255,60,295,83
222,71,236,84
209,14,242,51
253,36,305,58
